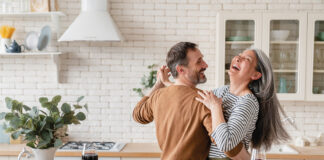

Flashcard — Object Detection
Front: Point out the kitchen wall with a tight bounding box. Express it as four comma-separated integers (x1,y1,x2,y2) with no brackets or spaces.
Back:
1,0,324,145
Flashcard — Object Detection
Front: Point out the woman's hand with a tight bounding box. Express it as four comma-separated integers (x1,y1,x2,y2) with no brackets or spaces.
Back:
196,90,223,111
157,65,173,87
196,90,225,130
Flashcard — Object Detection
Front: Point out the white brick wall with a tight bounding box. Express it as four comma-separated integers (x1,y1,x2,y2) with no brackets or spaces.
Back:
0,0,324,145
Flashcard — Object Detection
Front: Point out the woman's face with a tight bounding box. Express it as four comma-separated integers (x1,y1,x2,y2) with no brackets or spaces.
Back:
228,50,261,82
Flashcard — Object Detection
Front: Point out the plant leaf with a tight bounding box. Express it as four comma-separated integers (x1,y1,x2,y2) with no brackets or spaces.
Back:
77,96,84,103
4,113,14,121
29,107,39,118
26,141,36,148
11,100,22,112
41,131,51,141
71,118,80,124
55,123,64,129
25,119,34,130
0,112,6,120
40,119,46,131
55,117,62,124
61,103,71,113
5,127,15,132
22,105,31,111
24,133,34,141
39,110,48,116
41,102,51,108
37,139,50,149
11,130,22,140
54,139,62,147
45,116,54,124
73,105,82,109
39,97,48,104
5,97,12,109
62,112,74,124
84,104,88,112
52,95,62,106
9,116,20,129
75,112,86,121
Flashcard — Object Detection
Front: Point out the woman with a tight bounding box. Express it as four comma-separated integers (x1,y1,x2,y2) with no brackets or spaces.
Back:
195,48,290,159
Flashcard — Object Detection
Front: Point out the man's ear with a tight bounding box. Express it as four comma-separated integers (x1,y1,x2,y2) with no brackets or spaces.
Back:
251,72,262,80
176,65,184,75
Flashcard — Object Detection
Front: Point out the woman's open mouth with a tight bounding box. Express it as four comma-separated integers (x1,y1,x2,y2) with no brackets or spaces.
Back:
232,64,240,71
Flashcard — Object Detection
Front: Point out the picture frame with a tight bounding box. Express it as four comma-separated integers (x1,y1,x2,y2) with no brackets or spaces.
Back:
30,0,49,12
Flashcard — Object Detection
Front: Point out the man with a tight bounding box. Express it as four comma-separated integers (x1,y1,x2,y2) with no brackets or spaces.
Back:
133,42,248,160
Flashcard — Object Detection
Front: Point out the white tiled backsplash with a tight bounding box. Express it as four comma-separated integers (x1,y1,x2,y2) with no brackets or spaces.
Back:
0,0,324,145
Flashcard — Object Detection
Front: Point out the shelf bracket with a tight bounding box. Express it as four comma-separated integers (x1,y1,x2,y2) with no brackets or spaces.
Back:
51,54,61,83
51,13,61,40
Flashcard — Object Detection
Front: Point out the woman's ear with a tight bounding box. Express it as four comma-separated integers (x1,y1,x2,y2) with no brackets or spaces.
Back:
251,72,262,80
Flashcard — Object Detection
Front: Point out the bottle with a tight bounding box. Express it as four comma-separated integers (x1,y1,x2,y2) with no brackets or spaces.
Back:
251,147,266,160
82,143,98,160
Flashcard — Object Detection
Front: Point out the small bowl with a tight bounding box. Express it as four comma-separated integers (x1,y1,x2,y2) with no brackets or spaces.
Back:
271,30,290,41
317,32,324,41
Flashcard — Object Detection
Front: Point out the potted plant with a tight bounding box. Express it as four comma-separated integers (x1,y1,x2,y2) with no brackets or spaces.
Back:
133,64,158,97
0,95,88,160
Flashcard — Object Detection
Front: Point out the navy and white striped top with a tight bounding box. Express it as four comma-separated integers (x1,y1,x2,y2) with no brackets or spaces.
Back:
209,85,259,158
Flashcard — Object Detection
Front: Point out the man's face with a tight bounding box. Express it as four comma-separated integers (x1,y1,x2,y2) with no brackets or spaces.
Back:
183,49,208,85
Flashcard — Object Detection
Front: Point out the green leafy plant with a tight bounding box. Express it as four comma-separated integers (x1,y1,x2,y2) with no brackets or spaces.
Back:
0,95,88,149
133,64,158,97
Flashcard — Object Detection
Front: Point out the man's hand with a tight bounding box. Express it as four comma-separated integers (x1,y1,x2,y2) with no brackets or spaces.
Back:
157,65,173,87
146,65,172,96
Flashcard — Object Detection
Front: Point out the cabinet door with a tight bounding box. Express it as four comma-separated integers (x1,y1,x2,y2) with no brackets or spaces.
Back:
262,13,307,101
216,12,262,87
306,13,324,101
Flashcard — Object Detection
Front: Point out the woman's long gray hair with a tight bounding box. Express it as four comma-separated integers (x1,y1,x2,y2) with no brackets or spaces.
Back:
248,48,290,150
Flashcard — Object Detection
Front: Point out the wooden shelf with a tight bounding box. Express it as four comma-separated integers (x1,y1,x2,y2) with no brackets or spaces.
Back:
270,41,298,44
0,52,63,83
273,69,297,73
0,12,65,17
313,70,324,73
314,41,324,45
0,11,64,45
225,41,254,44
226,69,297,73
0,52,62,56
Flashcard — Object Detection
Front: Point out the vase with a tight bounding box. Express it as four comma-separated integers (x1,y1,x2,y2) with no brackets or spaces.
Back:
0,38,12,53
33,148,57,160
18,147,57,160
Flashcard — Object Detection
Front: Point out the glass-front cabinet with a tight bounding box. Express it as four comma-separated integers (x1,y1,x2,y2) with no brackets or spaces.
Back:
216,12,307,101
216,13,262,87
306,13,324,101
262,13,307,100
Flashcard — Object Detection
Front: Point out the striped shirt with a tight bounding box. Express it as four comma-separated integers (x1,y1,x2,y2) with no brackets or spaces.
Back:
209,85,259,158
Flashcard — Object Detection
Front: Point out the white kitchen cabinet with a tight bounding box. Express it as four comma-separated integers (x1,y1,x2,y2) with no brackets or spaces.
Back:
262,13,307,100
306,13,324,101
216,12,307,101
216,12,262,87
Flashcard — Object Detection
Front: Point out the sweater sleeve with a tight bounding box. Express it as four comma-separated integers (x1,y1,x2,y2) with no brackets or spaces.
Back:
210,98,258,152
132,96,154,124
201,100,244,157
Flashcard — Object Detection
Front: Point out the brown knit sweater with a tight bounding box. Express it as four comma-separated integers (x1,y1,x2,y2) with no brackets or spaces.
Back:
133,85,242,160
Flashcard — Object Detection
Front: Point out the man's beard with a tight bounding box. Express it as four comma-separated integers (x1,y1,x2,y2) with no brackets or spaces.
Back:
187,68,207,85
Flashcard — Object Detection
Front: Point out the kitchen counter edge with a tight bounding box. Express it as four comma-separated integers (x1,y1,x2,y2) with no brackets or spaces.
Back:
1,143,324,159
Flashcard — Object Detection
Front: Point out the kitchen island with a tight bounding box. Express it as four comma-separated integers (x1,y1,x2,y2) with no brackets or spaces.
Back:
0,143,323,160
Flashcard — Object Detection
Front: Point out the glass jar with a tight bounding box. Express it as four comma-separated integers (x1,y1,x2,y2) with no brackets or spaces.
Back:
82,143,98,160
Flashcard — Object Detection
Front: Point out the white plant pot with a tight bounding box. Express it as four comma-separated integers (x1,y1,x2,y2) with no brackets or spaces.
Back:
18,147,58,160
32,148,57,160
